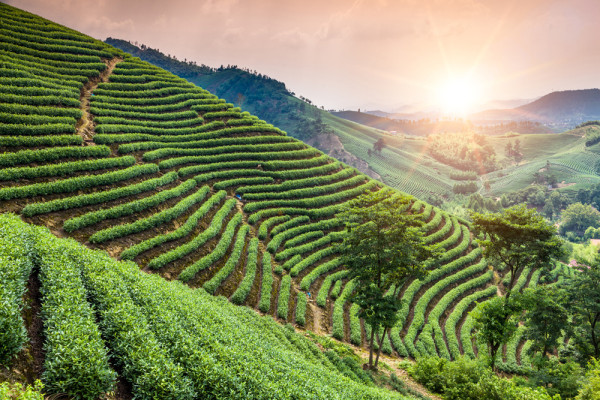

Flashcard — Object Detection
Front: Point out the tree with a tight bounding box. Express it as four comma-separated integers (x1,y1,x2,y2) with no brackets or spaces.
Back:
566,259,600,361
472,204,563,301
336,189,439,369
521,285,569,360
470,205,563,370
505,141,513,157
560,202,600,237
471,296,524,370
373,138,386,153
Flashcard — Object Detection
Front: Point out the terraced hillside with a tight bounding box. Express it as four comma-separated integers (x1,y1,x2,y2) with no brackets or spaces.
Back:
0,4,565,394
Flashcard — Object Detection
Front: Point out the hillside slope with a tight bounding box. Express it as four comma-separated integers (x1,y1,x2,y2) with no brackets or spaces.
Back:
0,3,555,397
105,38,463,199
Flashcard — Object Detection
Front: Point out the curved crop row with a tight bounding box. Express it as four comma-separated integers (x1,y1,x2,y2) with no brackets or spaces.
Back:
300,258,343,291
22,172,178,217
290,246,341,277
0,134,83,147
277,231,345,262
316,270,349,307
119,134,293,153
0,145,110,168
203,224,249,294
147,199,236,269
230,237,259,305
0,163,158,201
267,218,342,253
89,185,210,244
120,190,226,260
238,167,354,194
63,178,196,232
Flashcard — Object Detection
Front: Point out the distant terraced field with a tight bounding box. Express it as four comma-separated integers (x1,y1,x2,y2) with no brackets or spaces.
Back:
0,3,566,389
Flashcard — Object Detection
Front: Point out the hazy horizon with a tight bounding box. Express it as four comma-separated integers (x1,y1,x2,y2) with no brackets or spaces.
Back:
7,0,600,113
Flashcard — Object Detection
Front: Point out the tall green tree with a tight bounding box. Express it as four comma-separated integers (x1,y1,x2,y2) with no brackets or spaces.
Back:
566,259,600,361
470,205,563,370
336,189,439,369
472,204,563,301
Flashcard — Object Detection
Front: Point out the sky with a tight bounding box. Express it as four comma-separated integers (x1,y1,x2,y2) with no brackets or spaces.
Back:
7,0,600,113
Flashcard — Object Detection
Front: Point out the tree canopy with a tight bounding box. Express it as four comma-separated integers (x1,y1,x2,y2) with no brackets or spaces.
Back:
336,189,439,369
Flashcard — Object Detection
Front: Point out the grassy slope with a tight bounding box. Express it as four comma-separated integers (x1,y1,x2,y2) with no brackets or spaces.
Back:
0,4,557,398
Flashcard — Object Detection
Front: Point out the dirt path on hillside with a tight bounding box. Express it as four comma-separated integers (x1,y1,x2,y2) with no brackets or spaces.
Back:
76,57,122,145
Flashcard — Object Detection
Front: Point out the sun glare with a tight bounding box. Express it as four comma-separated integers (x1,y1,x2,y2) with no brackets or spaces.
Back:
436,77,481,116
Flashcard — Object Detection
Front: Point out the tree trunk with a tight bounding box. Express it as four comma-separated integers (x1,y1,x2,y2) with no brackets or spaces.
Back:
368,326,376,368
373,327,389,369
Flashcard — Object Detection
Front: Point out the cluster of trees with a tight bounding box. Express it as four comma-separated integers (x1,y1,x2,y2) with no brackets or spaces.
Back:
505,139,523,162
339,193,600,397
427,133,498,173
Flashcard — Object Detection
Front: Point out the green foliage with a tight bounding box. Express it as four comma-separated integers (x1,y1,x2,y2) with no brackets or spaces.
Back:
0,215,35,365
410,356,555,400
89,185,209,244
560,202,600,237
0,163,158,201
38,235,116,398
23,172,178,217
453,181,478,194
147,198,235,269
64,178,196,232
179,213,243,282
0,381,45,400
203,224,249,294
230,238,259,305
0,145,110,168
277,274,292,319
258,253,274,313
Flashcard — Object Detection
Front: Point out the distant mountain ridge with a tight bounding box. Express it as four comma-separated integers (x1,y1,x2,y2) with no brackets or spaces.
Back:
471,89,600,128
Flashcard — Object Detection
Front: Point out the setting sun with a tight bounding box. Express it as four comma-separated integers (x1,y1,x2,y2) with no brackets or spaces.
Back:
437,77,481,116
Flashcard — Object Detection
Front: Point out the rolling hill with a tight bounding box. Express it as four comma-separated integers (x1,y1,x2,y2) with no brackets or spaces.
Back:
0,3,564,399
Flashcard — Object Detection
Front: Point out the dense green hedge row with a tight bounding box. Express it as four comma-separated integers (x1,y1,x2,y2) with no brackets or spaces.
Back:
95,116,205,129
260,154,330,171
23,172,177,217
0,40,103,64
37,236,116,399
178,161,261,178
230,237,259,305
0,164,158,201
0,156,135,181
0,56,90,82
0,67,82,90
270,215,311,237
190,103,234,112
147,199,236,269
0,122,76,136
95,123,283,143
245,181,378,214
89,185,210,244
193,169,270,184
421,209,443,234
0,52,103,78
0,134,83,147
423,213,450,243
0,25,111,54
0,83,78,99
0,32,112,58
0,92,80,107
108,73,184,84
258,253,274,313
276,274,292,319
295,292,308,326
0,102,82,118
93,85,206,100
213,176,274,190
316,270,348,307
290,246,341,277
238,166,352,194
159,148,319,170
0,76,80,93
277,231,345,262
283,254,302,272
0,216,34,365
258,215,291,239
91,91,212,106
118,133,292,153
414,262,491,359
332,280,357,340
120,190,226,260
143,142,305,161
284,230,324,249
203,110,242,119
90,97,223,113
299,258,343,291
98,79,193,92
63,177,195,232
91,107,197,121
0,112,75,126
203,224,249,294
179,213,243,282
244,175,366,201
330,279,343,300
